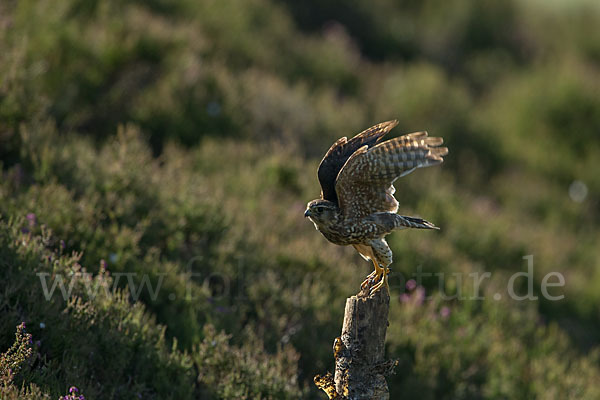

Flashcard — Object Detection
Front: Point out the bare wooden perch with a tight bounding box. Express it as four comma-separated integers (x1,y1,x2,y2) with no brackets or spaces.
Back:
315,287,396,399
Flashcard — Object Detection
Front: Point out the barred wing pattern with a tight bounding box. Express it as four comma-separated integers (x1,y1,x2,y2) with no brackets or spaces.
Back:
335,131,448,218
317,120,398,204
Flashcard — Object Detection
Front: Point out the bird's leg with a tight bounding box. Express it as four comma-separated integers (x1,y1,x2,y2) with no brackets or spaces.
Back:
369,264,390,296
361,258,382,289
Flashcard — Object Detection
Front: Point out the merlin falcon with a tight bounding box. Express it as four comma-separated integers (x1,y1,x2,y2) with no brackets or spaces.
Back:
304,120,447,295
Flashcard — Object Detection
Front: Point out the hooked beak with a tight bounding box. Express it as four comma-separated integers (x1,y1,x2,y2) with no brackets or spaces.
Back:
304,209,311,218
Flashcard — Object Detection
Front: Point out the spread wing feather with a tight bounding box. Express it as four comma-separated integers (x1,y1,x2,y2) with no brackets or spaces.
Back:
317,120,398,204
335,130,448,218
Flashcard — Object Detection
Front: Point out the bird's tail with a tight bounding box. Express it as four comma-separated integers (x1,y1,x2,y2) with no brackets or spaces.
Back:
395,215,439,230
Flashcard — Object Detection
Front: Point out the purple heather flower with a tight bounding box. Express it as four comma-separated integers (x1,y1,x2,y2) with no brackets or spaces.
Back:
60,240,66,250
26,213,37,226
414,286,426,305
69,386,79,394
440,306,451,318
405,279,417,291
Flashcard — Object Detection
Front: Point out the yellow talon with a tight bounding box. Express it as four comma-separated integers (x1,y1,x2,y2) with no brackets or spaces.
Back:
360,268,379,289
361,257,391,296
369,267,390,296
361,259,383,290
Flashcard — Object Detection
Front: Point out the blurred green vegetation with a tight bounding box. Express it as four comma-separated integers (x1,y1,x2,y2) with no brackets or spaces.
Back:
1,0,600,398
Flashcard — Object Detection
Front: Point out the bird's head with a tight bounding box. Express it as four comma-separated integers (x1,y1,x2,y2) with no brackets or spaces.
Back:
304,199,339,229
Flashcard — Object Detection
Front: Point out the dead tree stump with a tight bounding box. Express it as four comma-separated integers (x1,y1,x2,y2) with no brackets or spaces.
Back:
315,287,396,400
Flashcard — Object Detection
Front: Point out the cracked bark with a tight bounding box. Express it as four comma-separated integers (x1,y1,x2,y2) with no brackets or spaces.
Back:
315,287,395,400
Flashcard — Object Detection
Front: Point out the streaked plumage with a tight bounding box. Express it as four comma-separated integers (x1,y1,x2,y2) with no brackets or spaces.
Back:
304,120,447,295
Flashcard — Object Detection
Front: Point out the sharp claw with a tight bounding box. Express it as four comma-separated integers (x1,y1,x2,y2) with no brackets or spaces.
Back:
362,263,391,294
369,267,390,296
361,268,381,289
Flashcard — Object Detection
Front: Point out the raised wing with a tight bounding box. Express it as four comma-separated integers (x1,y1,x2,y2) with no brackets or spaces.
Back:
317,120,398,204
335,131,448,218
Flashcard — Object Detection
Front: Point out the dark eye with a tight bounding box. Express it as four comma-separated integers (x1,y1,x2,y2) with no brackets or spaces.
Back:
317,206,325,213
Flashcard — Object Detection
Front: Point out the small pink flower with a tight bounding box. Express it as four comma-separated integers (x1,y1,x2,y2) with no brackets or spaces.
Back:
414,286,426,305
440,306,451,318
405,279,417,291
26,213,37,226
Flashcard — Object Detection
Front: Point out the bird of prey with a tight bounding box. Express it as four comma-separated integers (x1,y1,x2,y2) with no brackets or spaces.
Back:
304,120,447,295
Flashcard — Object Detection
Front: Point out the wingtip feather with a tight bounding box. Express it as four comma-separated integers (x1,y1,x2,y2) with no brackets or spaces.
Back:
425,137,444,146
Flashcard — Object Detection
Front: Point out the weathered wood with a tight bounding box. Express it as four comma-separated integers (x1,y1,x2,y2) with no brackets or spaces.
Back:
315,287,395,400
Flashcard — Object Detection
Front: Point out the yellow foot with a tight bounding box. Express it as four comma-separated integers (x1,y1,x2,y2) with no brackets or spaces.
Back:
360,268,379,289
361,264,388,290
369,267,390,296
